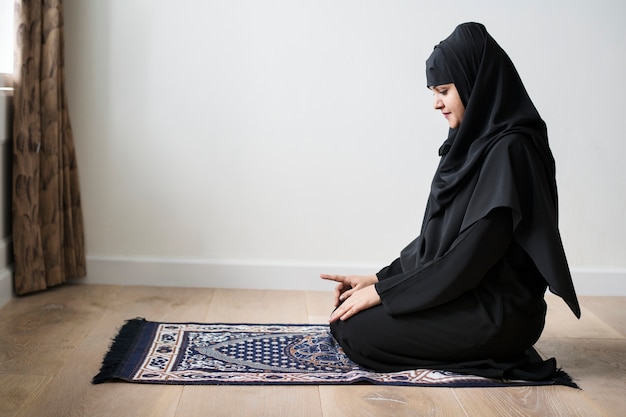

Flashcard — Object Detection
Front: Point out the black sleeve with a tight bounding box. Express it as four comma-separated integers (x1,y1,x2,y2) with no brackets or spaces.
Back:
375,207,513,316
376,257,403,280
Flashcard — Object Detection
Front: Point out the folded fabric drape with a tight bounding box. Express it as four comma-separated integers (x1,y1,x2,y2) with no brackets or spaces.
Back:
12,0,86,295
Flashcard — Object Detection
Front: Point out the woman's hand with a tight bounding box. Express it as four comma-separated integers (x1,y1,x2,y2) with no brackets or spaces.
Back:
327,285,381,323
320,274,378,307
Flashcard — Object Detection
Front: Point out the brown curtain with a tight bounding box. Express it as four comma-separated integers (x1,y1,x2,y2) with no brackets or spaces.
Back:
12,0,86,295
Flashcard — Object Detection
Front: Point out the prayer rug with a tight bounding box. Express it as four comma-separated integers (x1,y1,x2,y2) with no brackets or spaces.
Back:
92,319,577,387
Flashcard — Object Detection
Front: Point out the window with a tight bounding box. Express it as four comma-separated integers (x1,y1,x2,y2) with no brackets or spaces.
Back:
0,0,14,91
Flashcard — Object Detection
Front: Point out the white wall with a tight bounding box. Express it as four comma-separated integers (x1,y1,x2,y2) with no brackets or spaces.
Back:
63,0,626,294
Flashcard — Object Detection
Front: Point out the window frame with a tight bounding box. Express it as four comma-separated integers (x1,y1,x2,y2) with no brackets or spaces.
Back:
0,74,12,96
1,0,15,93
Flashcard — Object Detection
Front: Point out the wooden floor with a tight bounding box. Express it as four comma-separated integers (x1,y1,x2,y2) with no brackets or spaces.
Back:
0,284,624,417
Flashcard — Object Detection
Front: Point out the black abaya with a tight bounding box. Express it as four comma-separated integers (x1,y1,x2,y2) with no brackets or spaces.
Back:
332,204,550,379
329,23,580,381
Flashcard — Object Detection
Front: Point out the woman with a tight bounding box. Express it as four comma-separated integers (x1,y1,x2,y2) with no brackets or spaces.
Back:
320,22,580,381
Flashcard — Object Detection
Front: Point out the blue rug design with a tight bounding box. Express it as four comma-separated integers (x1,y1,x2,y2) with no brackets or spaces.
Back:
92,319,576,387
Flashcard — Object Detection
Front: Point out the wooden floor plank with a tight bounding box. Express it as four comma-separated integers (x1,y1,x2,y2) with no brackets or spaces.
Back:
305,290,334,324
535,337,626,417
319,386,466,417
3,285,213,417
0,285,622,417
204,288,309,323
0,284,122,376
453,385,605,417
175,385,323,417
0,374,51,417
578,296,626,337
542,294,622,339
13,344,182,417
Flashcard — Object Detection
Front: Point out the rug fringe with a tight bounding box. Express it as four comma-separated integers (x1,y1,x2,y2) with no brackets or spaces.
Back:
553,368,580,389
92,318,147,384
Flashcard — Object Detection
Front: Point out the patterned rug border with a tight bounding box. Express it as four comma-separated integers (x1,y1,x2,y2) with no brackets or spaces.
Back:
92,319,578,388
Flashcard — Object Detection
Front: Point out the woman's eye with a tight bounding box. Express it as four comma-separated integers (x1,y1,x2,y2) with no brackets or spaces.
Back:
439,90,448,95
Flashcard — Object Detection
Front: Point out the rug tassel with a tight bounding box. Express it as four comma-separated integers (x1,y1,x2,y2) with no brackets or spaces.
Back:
92,318,147,384
552,368,580,389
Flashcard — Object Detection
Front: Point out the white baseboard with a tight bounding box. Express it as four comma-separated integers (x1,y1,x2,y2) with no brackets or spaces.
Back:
81,255,626,296
569,268,626,296
0,266,13,308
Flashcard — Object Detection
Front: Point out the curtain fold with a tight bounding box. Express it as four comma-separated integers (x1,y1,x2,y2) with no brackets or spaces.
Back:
12,0,86,295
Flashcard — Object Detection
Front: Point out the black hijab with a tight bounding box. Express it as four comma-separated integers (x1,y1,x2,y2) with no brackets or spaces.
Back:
407,23,580,317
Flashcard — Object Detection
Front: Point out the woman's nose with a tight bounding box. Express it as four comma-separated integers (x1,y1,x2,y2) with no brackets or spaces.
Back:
433,96,443,110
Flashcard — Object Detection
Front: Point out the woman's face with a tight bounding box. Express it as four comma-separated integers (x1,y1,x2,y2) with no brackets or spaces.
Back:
431,83,465,129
